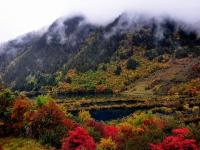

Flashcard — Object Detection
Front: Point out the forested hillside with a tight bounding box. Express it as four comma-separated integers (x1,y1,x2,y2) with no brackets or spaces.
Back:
0,14,200,97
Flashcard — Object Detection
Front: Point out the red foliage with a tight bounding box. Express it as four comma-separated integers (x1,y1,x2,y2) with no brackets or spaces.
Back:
11,97,31,134
30,101,66,137
103,125,119,142
61,127,96,150
87,119,105,136
142,118,165,130
119,124,134,140
150,128,199,150
0,145,3,150
62,119,79,132
150,136,199,150
118,123,136,148
172,128,193,137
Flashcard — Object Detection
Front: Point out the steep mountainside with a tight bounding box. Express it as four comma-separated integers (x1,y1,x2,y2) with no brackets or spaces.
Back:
0,14,200,94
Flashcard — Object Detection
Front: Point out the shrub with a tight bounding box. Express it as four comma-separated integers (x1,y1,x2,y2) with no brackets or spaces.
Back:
142,118,165,130
126,58,139,70
118,123,136,149
38,125,67,147
162,116,182,134
172,128,192,137
35,95,50,107
126,111,153,127
97,138,117,150
61,127,96,150
11,97,31,135
150,136,198,150
0,89,15,136
0,89,15,121
87,127,101,142
87,120,105,137
188,123,200,142
150,128,199,150
78,110,91,123
11,97,31,121
103,125,119,142
62,118,78,134
118,123,134,140
30,101,66,147
121,114,166,150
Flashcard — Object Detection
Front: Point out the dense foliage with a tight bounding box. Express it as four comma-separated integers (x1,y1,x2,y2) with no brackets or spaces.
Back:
150,128,199,150
1,88,200,150
62,127,96,150
29,101,67,147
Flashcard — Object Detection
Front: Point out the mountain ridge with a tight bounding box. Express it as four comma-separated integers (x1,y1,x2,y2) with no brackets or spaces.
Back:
0,13,200,93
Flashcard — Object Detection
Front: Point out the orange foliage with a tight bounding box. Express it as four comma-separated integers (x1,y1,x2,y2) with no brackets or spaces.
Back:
142,118,165,130
67,69,77,78
11,97,31,134
30,101,66,137
11,97,31,121
119,123,134,139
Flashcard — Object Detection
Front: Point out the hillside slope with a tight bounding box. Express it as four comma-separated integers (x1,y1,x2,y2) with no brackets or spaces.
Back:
0,14,200,95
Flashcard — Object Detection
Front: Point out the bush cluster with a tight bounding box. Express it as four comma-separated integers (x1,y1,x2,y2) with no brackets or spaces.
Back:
1,88,200,150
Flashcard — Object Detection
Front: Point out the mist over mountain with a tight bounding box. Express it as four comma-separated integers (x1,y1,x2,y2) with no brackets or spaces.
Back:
0,13,200,91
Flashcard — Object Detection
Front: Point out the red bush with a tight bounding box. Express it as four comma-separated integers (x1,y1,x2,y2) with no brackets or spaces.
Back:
118,123,135,149
142,118,165,130
30,101,67,147
172,128,193,137
119,123,134,140
87,119,105,136
150,136,198,150
150,128,199,150
103,125,119,142
61,127,96,150
62,119,78,133
30,101,65,133
11,97,31,134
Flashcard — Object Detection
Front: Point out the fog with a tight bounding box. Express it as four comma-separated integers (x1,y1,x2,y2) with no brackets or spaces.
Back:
0,0,200,42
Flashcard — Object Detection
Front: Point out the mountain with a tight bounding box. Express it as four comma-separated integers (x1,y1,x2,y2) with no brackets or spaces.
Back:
0,16,96,90
0,14,200,94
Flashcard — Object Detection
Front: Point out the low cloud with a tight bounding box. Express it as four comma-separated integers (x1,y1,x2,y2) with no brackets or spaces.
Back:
0,0,200,42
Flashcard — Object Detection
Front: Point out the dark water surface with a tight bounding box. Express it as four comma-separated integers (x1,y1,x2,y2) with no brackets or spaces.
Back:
73,107,145,121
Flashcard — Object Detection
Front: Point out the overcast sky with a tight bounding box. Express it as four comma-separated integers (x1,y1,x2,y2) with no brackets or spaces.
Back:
0,0,200,42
